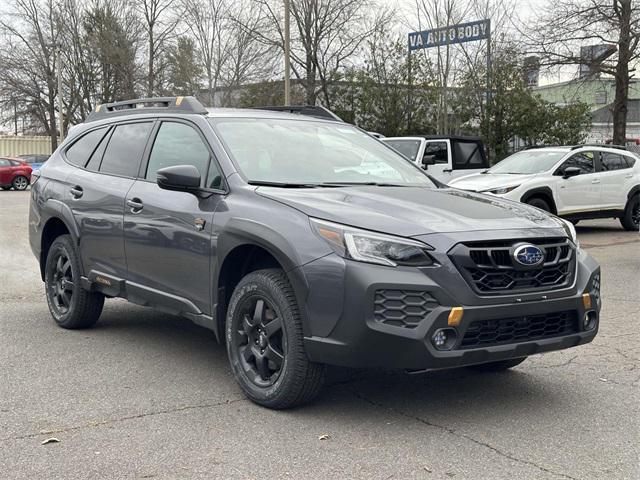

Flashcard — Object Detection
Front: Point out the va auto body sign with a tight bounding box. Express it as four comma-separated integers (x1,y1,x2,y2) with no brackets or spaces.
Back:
408,19,490,51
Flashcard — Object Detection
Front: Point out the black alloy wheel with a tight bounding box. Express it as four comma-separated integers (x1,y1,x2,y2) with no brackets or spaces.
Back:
233,296,285,387
48,251,74,315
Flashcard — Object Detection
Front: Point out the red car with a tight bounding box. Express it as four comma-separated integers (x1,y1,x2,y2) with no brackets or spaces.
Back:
0,157,32,190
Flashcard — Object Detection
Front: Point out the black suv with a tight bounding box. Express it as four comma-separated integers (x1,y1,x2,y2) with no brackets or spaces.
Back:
29,97,601,408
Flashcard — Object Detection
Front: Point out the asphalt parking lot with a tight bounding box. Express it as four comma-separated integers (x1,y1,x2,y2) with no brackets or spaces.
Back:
0,189,638,480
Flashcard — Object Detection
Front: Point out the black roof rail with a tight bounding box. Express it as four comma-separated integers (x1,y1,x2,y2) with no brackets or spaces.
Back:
86,96,207,122
571,143,628,151
253,105,343,122
520,144,565,150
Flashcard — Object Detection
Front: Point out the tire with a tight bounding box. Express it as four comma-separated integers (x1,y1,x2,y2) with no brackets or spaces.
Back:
12,175,29,190
620,194,640,231
467,357,527,372
1,186,10,191
226,268,325,409
45,234,104,329
526,197,551,213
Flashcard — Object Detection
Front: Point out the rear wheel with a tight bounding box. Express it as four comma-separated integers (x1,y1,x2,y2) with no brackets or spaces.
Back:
620,194,639,231
468,357,527,372
45,234,104,329
526,197,551,213
226,269,325,409
12,175,29,190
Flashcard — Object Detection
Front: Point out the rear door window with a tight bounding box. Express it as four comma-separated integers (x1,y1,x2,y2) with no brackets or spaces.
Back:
600,152,631,171
99,122,153,177
65,127,109,167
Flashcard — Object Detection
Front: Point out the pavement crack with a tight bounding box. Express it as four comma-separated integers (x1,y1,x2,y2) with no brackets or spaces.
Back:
352,389,580,480
0,397,246,443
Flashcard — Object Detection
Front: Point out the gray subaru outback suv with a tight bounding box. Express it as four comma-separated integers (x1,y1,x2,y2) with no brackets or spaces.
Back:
29,97,601,408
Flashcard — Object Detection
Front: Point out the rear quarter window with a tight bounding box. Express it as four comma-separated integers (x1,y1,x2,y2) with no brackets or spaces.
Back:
65,127,109,167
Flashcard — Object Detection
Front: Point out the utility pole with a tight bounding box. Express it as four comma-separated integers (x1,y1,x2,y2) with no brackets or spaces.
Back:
284,0,291,106
13,99,18,135
57,43,64,143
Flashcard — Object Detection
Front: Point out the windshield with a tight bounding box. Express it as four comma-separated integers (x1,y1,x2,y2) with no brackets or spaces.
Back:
210,118,435,186
382,139,421,162
488,150,568,174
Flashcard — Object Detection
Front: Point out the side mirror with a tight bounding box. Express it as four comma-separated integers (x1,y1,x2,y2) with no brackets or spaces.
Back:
421,155,436,168
156,165,201,193
562,166,581,179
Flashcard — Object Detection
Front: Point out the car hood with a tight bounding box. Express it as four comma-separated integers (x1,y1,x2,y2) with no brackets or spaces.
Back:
256,186,565,237
448,173,538,191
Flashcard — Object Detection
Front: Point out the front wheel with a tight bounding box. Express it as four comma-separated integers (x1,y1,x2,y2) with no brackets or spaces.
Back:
526,197,551,213
467,357,527,372
620,194,639,231
45,234,104,329
226,269,325,409
12,175,29,190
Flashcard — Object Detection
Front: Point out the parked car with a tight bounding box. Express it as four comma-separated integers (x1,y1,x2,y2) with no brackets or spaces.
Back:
18,154,50,170
449,146,640,231
0,157,32,190
30,97,601,409
381,135,489,183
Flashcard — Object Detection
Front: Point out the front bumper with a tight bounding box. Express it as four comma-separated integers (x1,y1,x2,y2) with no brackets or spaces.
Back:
300,247,600,370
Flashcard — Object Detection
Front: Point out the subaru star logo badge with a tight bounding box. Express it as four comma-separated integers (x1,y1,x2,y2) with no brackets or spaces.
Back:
513,244,544,267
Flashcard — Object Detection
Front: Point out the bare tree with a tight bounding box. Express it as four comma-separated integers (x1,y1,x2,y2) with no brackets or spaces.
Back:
182,0,226,106
0,0,61,149
242,0,390,107
138,0,180,96
526,0,640,144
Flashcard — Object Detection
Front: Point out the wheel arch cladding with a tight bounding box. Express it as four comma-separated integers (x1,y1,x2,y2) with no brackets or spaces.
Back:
627,185,640,200
215,224,312,340
40,217,72,281
521,187,557,214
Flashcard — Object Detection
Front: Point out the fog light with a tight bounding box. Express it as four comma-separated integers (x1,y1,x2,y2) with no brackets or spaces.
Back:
431,328,458,351
583,311,598,331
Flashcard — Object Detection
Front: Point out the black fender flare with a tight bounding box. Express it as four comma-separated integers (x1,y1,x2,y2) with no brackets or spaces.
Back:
213,218,313,334
38,199,83,279
627,185,640,201
520,187,557,214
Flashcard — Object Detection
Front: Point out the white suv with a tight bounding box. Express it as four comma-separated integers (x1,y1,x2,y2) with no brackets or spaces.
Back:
448,146,640,231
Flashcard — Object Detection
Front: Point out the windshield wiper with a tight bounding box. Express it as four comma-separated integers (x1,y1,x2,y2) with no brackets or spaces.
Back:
480,169,490,174
321,181,410,187
248,180,345,188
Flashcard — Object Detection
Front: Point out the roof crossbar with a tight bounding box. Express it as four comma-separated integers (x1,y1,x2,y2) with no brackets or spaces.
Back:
86,96,208,122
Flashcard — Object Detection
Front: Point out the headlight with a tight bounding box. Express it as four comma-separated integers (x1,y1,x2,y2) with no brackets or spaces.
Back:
310,218,435,267
481,185,520,195
559,218,579,247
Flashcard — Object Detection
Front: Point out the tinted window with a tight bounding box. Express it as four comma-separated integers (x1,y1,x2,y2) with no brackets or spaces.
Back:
146,122,218,186
100,122,153,176
10,160,21,166
453,141,487,169
561,152,594,175
0,159,10,167
601,152,630,171
424,142,449,164
65,127,109,167
626,156,636,168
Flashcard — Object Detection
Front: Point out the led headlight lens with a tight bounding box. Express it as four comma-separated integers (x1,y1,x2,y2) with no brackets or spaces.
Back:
481,185,520,195
311,218,435,267
559,218,579,247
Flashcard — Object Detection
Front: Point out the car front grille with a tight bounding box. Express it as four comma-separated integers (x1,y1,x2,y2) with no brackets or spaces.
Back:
373,289,439,328
449,237,576,295
459,310,579,349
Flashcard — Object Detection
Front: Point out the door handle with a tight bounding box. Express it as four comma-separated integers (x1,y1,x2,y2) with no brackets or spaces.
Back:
126,198,144,213
70,186,83,198
591,180,600,184
443,168,452,173
625,174,633,178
